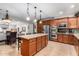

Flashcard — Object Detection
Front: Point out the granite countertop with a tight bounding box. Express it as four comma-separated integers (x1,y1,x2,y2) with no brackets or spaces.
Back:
57,33,79,40
57,33,73,35
74,34,79,40
19,33,48,39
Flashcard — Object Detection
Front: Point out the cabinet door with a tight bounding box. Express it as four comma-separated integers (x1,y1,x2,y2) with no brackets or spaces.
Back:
68,17,77,28
37,37,42,52
77,17,79,28
21,39,29,56
41,36,46,48
50,20,58,26
29,39,36,56
45,35,48,46
62,35,68,44
58,18,68,24
68,35,75,44
57,34,62,42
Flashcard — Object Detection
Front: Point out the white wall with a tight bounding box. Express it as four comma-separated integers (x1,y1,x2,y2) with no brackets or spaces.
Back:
28,24,34,34
9,21,34,34
0,20,35,41
10,21,29,35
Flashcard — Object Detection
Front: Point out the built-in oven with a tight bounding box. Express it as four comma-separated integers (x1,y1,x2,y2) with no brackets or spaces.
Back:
57,28,67,33
51,34,57,39
57,23,68,33
50,26,57,40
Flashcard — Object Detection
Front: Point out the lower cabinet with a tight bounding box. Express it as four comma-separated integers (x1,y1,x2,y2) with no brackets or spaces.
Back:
45,35,48,46
68,35,75,44
37,37,42,52
41,36,46,48
21,35,48,56
29,39,37,56
62,35,69,44
57,34,62,42
57,34,77,45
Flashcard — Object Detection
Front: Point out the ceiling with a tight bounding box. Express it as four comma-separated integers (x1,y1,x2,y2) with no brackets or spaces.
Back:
0,3,79,23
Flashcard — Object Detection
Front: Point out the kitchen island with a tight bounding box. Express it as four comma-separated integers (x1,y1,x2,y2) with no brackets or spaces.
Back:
19,33,48,56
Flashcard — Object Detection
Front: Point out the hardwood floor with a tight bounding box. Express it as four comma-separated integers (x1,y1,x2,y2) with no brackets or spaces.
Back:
0,41,77,56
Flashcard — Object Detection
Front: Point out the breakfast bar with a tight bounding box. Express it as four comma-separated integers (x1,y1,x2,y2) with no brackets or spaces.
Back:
19,33,48,56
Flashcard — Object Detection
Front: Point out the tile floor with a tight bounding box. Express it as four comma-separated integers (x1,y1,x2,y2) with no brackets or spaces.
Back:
35,41,77,56
0,41,77,56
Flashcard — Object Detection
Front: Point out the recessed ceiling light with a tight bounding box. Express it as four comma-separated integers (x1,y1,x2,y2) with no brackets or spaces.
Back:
70,5,75,8
59,11,63,15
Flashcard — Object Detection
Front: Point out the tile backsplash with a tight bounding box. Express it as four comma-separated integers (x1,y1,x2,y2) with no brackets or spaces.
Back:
73,29,79,33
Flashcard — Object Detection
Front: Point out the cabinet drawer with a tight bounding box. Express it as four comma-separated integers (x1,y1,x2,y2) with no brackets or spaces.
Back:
29,39,36,42
37,39,41,43
29,41,36,46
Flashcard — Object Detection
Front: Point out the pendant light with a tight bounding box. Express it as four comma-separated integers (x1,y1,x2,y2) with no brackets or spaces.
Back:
34,6,37,23
39,10,42,24
26,3,30,21
2,10,11,23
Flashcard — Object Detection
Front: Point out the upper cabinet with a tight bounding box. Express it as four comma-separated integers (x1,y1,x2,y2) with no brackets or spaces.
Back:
58,18,68,25
77,17,79,28
50,18,68,27
43,20,51,25
50,20,58,26
68,17,77,28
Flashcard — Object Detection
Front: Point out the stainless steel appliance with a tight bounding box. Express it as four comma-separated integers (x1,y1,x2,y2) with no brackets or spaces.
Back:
57,23,68,33
43,25,57,40
50,26,57,40
43,25,51,40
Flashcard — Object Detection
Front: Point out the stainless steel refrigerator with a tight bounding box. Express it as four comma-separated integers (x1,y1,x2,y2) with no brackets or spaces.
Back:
43,25,51,40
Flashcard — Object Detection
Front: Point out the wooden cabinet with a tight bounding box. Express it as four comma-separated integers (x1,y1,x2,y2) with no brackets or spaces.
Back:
68,35,74,44
57,34,63,42
68,17,77,28
20,35,48,56
21,39,29,56
37,17,78,33
21,38,37,56
57,34,68,43
29,39,36,55
50,18,68,26
57,34,76,45
50,20,58,26
62,35,69,44
45,35,48,46
58,18,68,24
37,20,51,33
41,36,46,48
37,37,42,52
77,17,79,28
